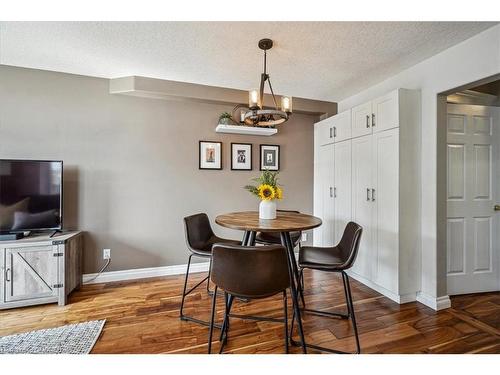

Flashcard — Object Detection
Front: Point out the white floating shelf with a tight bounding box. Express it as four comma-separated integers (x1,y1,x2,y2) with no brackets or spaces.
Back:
215,124,277,136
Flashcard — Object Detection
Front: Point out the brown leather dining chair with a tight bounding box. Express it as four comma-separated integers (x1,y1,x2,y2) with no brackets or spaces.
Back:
207,243,291,354
180,213,240,327
294,221,363,353
255,209,302,248
255,209,304,306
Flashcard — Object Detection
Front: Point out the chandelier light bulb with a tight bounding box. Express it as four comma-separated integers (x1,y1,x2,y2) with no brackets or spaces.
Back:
249,89,260,109
281,96,292,113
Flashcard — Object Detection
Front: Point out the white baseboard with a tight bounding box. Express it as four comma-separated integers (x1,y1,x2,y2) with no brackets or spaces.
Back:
83,251,300,285
416,292,451,311
82,261,210,284
346,270,417,304
82,260,449,312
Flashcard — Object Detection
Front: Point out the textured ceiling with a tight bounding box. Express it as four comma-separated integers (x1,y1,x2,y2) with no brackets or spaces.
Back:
0,22,497,101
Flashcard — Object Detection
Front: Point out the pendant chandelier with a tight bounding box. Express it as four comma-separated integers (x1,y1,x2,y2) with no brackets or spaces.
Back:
242,39,292,127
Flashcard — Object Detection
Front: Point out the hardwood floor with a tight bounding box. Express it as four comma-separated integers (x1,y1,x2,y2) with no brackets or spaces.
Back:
0,269,498,354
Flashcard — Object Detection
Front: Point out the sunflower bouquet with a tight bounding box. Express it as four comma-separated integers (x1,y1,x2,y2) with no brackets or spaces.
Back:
244,170,283,201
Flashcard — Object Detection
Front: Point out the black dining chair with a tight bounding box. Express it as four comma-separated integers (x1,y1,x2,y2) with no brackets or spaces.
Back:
180,213,240,327
207,243,291,354
255,209,302,248
255,209,304,306
293,221,363,354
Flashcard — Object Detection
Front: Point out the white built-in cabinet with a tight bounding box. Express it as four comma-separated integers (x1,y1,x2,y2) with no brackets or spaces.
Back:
314,88,421,304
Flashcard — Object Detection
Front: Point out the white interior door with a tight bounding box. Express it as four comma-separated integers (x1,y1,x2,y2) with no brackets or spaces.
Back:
351,135,373,279
334,140,352,243
447,104,500,295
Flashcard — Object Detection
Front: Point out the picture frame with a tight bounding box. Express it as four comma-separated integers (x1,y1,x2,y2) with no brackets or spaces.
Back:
260,144,280,171
231,143,252,171
199,141,222,170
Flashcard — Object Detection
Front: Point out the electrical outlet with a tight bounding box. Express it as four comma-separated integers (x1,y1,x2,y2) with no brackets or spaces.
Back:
301,233,308,242
103,248,111,260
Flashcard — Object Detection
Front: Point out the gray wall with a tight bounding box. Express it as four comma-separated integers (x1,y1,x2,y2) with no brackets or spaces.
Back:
0,65,318,273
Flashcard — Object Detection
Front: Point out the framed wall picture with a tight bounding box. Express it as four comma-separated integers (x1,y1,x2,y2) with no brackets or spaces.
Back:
260,144,280,171
199,141,222,170
231,143,252,171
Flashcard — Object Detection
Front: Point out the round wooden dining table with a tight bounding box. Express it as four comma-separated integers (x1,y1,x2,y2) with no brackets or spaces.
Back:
215,210,322,354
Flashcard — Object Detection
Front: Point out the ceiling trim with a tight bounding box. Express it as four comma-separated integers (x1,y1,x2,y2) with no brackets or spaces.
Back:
109,76,337,116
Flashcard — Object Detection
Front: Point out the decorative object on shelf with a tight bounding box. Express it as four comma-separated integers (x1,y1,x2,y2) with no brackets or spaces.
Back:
231,143,252,171
199,141,222,170
218,112,237,125
244,170,283,220
260,144,280,171
242,39,293,127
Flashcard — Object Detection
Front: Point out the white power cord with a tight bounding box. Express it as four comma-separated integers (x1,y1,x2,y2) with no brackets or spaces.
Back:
85,259,111,283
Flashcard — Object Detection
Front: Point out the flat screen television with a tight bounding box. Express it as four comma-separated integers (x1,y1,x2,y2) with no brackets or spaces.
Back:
0,159,63,233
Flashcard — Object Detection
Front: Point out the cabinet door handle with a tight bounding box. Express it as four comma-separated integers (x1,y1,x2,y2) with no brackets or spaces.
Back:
334,187,337,198
372,188,375,201
329,127,333,138
366,115,370,128
330,187,333,198
372,113,376,127
366,188,370,201
333,126,337,138
5,268,11,282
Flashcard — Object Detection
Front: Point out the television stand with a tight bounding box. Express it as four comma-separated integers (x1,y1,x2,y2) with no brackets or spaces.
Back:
0,231,83,309
49,229,63,238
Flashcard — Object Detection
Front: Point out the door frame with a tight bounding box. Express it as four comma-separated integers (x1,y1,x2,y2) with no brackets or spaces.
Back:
437,73,500,296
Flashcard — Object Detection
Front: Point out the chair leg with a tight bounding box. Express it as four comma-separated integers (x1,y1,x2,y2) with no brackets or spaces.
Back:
219,294,233,354
342,271,350,318
179,254,193,319
207,285,218,354
283,290,289,354
343,272,361,354
290,271,360,354
298,268,306,308
299,269,349,320
206,256,212,294
180,254,221,328
219,293,233,343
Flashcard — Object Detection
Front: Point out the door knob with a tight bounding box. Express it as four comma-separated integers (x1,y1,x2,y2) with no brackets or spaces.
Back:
495,205,500,211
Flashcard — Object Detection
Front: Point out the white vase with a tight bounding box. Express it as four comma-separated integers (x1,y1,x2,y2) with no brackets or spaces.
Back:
259,200,277,220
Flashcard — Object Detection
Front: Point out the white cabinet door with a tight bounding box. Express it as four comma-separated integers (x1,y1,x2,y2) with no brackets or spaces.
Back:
372,128,400,293
372,90,399,133
351,101,372,138
351,135,373,279
320,143,336,246
316,118,335,146
313,126,324,246
3,245,59,303
334,139,352,244
332,110,352,143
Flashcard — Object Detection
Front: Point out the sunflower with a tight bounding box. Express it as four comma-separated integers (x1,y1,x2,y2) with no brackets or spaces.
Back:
258,184,275,201
275,187,283,200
